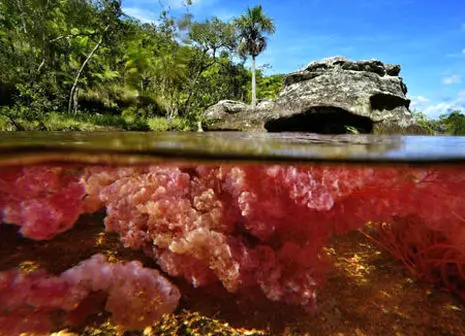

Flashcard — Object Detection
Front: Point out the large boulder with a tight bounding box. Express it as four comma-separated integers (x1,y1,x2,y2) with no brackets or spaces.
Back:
202,99,275,131
203,57,425,134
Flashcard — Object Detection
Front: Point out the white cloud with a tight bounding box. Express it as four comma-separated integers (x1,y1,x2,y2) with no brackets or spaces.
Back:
411,95,430,107
422,92,465,119
442,74,462,85
423,103,453,119
123,7,158,23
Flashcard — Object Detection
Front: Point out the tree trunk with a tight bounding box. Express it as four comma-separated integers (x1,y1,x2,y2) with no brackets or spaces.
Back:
182,55,215,116
16,0,28,34
36,0,50,76
67,26,108,115
251,55,257,108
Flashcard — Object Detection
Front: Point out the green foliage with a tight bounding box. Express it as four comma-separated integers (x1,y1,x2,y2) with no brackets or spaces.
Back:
0,0,279,130
234,5,275,107
411,110,436,135
43,112,108,131
411,109,465,135
344,125,360,134
0,114,17,131
255,72,284,100
188,17,237,56
439,110,465,135
0,108,191,132
146,117,188,132
234,6,275,59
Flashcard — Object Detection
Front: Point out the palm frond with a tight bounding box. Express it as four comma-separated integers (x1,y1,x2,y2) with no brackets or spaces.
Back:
233,5,275,58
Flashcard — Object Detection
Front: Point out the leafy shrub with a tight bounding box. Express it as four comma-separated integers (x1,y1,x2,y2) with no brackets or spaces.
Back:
0,114,16,131
146,117,188,132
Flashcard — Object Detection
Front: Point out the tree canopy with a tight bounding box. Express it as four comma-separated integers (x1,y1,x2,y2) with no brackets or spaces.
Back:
439,110,465,135
412,109,465,135
0,1,282,131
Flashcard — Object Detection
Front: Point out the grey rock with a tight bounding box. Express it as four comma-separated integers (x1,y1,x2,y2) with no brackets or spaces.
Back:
203,100,248,120
203,56,425,134
203,99,275,131
385,64,401,76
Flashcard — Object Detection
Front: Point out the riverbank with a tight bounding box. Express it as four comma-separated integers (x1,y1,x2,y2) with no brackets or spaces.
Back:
0,112,191,132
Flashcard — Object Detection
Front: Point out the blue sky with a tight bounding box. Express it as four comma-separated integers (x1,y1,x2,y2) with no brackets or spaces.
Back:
122,0,465,119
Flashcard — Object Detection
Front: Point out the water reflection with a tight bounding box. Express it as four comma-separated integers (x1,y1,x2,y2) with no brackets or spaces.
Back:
1,132,465,166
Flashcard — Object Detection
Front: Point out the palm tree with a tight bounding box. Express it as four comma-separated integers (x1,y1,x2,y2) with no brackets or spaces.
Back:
234,5,275,108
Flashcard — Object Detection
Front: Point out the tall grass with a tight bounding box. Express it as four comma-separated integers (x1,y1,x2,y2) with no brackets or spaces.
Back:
0,109,194,132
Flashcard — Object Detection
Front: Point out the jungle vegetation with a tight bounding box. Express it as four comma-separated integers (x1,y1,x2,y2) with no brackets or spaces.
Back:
0,0,461,134
0,0,282,131
411,110,465,136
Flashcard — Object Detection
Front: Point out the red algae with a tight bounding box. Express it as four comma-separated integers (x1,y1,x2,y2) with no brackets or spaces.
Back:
0,254,179,335
0,165,85,240
1,163,465,334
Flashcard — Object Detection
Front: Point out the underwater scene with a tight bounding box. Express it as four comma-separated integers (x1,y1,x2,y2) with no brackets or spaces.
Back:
1,133,465,336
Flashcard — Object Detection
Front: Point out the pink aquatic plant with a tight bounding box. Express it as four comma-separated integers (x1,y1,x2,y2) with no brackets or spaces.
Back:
0,254,180,335
0,165,85,240
84,165,368,308
1,163,465,334
80,164,465,305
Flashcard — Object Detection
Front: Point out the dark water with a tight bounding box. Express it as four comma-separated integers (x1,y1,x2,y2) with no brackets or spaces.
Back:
1,132,465,336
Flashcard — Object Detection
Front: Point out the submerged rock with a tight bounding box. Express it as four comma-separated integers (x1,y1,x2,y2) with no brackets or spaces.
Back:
203,57,425,134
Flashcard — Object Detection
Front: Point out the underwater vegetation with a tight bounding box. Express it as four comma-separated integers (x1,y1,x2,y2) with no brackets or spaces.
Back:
0,163,464,335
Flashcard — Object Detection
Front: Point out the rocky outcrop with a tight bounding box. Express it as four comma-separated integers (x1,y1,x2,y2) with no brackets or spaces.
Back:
202,100,275,131
203,57,425,134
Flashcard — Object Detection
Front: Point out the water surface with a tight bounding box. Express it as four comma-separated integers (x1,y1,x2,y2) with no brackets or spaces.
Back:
1,132,465,165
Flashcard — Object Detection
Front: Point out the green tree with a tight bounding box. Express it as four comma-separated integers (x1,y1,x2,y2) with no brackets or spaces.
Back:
194,55,249,109
255,71,283,100
0,0,265,131
439,110,465,135
182,17,237,117
234,5,275,107
67,0,123,114
411,110,435,135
